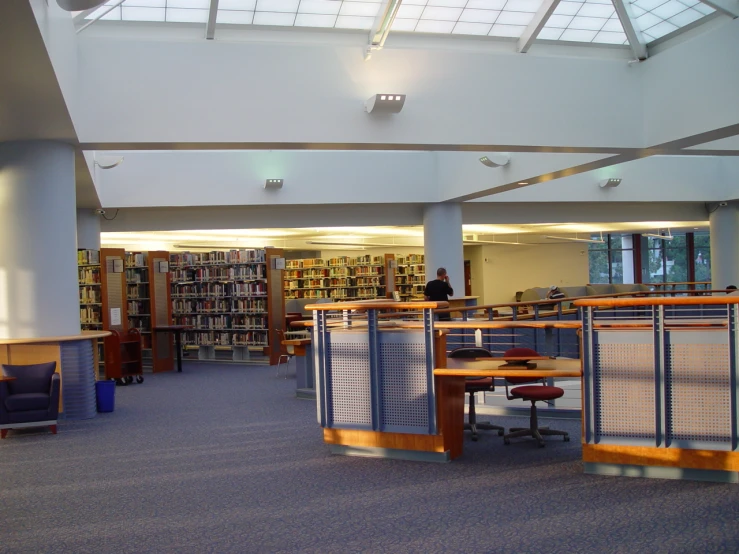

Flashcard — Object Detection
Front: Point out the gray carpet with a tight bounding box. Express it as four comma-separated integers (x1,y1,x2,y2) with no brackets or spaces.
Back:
1,363,738,553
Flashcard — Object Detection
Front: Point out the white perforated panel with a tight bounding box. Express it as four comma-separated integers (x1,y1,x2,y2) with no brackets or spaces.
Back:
329,342,371,425
595,343,656,439
379,343,429,428
667,343,731,443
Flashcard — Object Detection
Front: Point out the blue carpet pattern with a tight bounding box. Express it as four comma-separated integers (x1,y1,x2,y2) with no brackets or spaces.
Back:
1,362,739,553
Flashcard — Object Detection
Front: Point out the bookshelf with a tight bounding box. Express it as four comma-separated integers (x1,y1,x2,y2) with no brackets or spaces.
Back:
395,254,426,300
125,251,174,372
169,248,284,363
284,255,387,300
78,249,102,332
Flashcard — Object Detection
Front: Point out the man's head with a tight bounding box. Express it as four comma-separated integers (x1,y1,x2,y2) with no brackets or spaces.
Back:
727,285,737,291
437,268,447,279
549,285,558,291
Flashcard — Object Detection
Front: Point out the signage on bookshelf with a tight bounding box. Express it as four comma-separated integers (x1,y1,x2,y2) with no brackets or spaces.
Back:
156,261,169,273
110,308,121,326
112,259,124,273
273,257,286,270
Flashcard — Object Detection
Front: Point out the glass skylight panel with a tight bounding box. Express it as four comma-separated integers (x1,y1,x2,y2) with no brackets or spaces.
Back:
335,15,375,28
554,2,583,16
691,2,715,15
397,5,425,18
594,30,627,42
295,13,337,25
257,0,300,13
391,18,419,30
546,14,574,26
428,0,468,7
253,11,295,24
497,11,535,24
601,17,623,31
635,11,663,29
643,19,678,37
489,23,526,36
459,8,499,23
668,7,703,26
422,6,464,20
537,27,564,38
300,0,343,14
122,7,165,20
415,20,456,32
560,28,597,40
168,0,210,7
632,0,667,11
167,8,209,21
504,0,543,11
217,10,255,23
570,15,607,29
125,0,165,6
652,0,689,19
219,0,255,8
452,21,493,34
466,0,507,9
578,2,614,17
340,2,379,16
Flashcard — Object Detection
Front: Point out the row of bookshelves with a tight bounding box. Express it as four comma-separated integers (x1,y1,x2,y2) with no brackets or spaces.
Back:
172,298,268,313
171,265,266,282
173,315,268,329
180,331,268,347
286,255,385,269
170,249,265,266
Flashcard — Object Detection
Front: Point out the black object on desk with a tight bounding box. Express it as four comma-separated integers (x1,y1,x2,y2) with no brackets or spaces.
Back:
153,325,192,373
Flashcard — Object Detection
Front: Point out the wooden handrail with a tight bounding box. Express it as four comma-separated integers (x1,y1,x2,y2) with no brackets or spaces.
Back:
306,301,448,311
575,296,739,307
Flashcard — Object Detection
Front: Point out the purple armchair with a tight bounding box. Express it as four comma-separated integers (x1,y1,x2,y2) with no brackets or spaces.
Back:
1,362,60,438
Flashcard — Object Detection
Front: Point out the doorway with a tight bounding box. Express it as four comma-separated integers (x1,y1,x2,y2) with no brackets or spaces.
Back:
464,260,471,296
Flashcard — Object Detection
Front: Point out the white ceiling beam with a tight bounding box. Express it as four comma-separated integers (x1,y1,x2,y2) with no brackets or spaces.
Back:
612,0,648,60
76,0,126,34
206,0,219,40
697,0,739,17
73,5,104,23
365,0,403,60
517,0,561,53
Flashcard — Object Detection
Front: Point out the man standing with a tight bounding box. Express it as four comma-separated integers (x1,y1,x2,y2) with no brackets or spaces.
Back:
424,267,454,321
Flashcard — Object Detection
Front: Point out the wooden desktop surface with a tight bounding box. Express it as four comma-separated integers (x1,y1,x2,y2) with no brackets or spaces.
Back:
435,357,582,378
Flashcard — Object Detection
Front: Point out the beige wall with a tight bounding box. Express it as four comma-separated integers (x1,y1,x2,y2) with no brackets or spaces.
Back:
463,245,485,300
477,243,590,305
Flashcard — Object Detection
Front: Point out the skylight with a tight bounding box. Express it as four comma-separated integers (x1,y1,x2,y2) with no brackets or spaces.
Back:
84,0,719,45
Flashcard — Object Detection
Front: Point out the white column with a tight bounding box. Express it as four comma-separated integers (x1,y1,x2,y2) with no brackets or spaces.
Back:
76,208,101,250
423,203,464,298
621,235,635,284
710,202,739,289
0,141,80,338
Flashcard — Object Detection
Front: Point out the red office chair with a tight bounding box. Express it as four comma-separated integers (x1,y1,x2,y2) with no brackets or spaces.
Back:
449,346,505,441
502,347,569,447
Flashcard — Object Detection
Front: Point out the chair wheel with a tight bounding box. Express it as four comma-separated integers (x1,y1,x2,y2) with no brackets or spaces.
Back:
564,435,570,442
125,376,134,384
136,376,144,384
497,430,504,436
504,438,510,445
115,378,127,386
472,435,478,442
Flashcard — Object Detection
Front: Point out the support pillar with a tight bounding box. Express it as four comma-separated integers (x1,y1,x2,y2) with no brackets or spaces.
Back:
0,141,80,338
423,203,464,298
76,209,101,250
709,202,739,290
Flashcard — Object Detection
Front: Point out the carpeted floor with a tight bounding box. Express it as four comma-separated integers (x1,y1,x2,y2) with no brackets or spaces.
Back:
1,362,738,553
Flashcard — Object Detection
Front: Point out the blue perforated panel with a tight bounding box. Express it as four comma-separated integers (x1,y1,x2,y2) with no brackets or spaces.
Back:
60,340,97,420
379,339,428,432
328,340,371,426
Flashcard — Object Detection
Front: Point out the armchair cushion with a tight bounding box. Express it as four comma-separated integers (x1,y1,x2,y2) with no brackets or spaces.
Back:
5,393,50,412
2,362,57,395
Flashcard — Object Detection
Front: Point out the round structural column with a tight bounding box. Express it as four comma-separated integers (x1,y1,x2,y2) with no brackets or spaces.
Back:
710,202,739,290
423,203,464,297
0,141,80,339
76,208,101,250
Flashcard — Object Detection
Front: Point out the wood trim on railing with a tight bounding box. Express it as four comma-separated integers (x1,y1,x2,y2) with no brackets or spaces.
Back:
306,301,448,311
574,296,739,307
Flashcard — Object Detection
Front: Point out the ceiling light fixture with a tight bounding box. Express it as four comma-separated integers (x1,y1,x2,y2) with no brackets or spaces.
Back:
94,157,124,170
307,240,420,248
544,232,605,244
517,181,528,186
642,229,674,240
365,0,404,60
479,153,511,168
599,178,622,188
365,94,406,114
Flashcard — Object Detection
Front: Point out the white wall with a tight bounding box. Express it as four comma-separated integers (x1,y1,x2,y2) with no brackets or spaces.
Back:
642,18,739,148
76,35,642,148
93,151,436,207
477,243,589,304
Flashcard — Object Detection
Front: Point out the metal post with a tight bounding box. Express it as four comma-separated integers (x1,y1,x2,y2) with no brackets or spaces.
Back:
729,303,738,451
314,309,330,427
367,308,381,431
583,306,595,443
654,305,667,447
423,307,437,435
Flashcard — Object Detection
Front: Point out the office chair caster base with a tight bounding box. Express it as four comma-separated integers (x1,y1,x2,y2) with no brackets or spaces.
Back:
136,376,144,384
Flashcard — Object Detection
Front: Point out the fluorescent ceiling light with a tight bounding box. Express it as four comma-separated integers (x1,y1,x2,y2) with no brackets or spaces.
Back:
464,239,528,246
306,240,420,248
544,233,605,244
642,230,674,240
366,0,404,59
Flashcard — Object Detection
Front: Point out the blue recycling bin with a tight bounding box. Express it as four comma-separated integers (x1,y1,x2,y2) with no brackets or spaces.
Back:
95,380,116,413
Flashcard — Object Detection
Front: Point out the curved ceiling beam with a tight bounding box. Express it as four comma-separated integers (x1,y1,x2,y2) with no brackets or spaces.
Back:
517,0,561,53
612,0,648,61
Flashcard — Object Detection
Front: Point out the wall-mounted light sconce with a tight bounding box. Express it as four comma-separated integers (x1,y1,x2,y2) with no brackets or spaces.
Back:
599,178,622,188
479,154,511,168
264,179,284,190
365,94,406,114
94,158,124,170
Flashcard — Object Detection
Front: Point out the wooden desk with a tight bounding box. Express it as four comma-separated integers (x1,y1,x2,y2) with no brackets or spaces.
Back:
433,358,582,458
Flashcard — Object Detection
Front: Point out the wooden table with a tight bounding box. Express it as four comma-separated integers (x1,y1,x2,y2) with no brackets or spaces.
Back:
433,358,582,458
153,326,192,373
